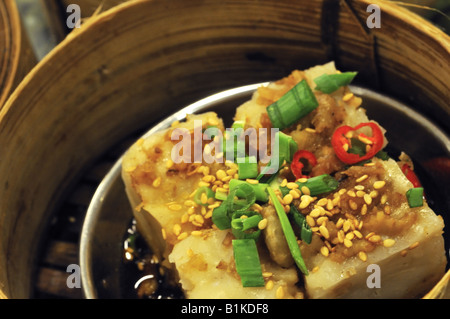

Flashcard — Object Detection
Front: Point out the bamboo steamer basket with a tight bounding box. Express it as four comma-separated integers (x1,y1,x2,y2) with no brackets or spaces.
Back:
0,0,36,109
0,0,448,299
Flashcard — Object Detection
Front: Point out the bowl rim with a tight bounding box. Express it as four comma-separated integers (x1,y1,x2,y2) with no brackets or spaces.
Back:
80,83,450,299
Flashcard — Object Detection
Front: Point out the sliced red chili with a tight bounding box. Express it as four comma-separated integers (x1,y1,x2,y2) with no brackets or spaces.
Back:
401,163,421,187
291,150,317,179
331,122,384,165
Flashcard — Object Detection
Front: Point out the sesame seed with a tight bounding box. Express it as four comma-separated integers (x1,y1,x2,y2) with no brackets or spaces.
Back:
373,181,386,189
177,232,188,240
181,213,189,224
276,286,285,299
194,214,204,224
310,208,321,218
368,234,381,243
344,238,353,248
336,218,344,229
369,190,378,198
258,218,268,230
301,186,311,196
345,232,355,240
343,220,352,232
184,200,197,207
246,178,259,184
168,204,183,211
265,280,274,291
349,199,358,210
173,224,182,236
383,238,396,247
409,241,420,250
337,230,345,243
299,196,312,209
354,185,365,191
201,192,208,204
380,194,388,205
166,159,174,169
287,182,299,189
353,230,363,239
152,177,162,188
280,179,288,187
317,198,328,206
221,176,232,183
326,199,334,210
317,216,328,226
320,246,329,257
298,177,308,183
198,181,210,187
347,190,356,197
358,135,373,145
364,194,373,205
283,194,294,205
262,272,273,278
161,228,167,240
319,225,330,239
358,251,367,262
312,266,320,273
343,92,354,102
356,175,369,183
289,189,301,199
356,190,365,198
191,230,203,237
306,215,316,227
216,169,227,180
361,204,368,215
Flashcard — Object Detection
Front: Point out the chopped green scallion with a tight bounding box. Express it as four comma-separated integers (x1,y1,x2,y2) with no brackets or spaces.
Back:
266,80,318,130
314,72,357,94
194,186,215,206
237,156,258,179
232,239,265,287
229,179,268,202
406,187,424,208
267,187,308,275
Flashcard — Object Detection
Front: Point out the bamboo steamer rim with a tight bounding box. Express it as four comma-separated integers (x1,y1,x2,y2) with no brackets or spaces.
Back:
0,0,448,299
0,0,24,108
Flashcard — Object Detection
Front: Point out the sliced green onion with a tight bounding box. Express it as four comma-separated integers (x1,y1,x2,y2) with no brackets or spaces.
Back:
227,183,256,213
231,211,263,240
214,190,228,201
280,174,339,197
406,187,424,208
267,187,308,275
289,206,312,244
238,156,258,179
229,179,268,202
194,186,215,206
232,239,265,287
313,72,357,94
211,201,231,230
266,80,318,130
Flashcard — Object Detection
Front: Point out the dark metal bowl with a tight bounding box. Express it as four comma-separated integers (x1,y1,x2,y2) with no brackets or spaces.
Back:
80,84,450,299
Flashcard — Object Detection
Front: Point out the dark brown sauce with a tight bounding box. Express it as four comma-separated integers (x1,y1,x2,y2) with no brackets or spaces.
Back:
120,218,185,299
